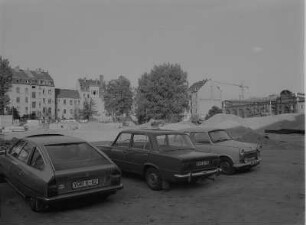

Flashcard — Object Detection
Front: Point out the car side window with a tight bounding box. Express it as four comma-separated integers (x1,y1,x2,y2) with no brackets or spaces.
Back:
9,141,26,157
17,143,35,163
114,133,132,147
131,134,151,151
193,132,211,144
30,148,45,170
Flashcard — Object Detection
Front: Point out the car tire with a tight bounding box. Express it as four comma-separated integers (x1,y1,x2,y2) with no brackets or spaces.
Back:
29,197,45,212
145,168,163,191
220,158,235,175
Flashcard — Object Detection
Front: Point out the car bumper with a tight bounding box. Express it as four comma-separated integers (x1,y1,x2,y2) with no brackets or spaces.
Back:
234,158,261,168
39,184,123,203
174,168,221,180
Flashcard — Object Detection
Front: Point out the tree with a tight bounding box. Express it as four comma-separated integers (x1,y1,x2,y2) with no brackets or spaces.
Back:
81,98,97,120
136,63,189,123
104,76,133,120
205,106,223,120
0,56,13,114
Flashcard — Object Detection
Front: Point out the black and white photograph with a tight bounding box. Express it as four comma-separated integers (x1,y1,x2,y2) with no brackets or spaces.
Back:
0,0,304,224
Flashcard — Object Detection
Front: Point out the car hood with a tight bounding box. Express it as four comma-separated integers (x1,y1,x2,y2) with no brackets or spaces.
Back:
214,140,258,151
161,150,218,161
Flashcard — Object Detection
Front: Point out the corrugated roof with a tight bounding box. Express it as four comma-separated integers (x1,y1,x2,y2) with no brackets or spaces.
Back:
55,89,80,99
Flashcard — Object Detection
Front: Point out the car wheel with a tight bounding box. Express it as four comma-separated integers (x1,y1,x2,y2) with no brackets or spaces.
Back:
145,168,163,191
29,197,45,212
220,159,235,175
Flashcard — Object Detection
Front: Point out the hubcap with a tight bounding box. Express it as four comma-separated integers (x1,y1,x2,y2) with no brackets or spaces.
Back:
148,173,158,186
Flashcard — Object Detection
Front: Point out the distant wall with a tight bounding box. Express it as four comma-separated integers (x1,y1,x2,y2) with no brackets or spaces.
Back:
0,115,13,127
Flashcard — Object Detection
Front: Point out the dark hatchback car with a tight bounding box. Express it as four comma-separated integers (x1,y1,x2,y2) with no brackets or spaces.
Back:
0,134,123,212
97,129,220,190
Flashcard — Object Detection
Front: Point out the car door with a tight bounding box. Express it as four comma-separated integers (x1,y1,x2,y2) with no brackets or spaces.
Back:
17,146,50,198
190,132,212,153
4,140,26,185
125,134,150,174
8,141,35,194
110,132,132,171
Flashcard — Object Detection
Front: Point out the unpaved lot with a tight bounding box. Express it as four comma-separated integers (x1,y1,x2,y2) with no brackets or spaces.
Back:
0,133,304,225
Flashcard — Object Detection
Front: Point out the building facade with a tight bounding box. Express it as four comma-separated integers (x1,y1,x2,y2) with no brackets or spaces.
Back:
76,75,107,121
55,89,80,120
7,67,55,120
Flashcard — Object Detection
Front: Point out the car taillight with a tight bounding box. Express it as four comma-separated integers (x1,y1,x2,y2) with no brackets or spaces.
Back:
47,179,58,197
110,169,121,185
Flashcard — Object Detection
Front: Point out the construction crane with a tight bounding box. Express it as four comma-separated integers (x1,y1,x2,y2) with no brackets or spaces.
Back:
209,79,249,100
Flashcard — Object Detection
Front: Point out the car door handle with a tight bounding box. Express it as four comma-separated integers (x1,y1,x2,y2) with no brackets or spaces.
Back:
17,170,24,176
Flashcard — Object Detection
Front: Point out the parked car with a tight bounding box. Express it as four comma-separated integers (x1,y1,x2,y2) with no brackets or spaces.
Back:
180,128,261,174
96,129,220,191
0,134,123,212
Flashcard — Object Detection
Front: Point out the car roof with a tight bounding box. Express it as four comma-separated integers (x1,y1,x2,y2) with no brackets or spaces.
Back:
121,129,187,135
24,134,86,146
179,127,226,133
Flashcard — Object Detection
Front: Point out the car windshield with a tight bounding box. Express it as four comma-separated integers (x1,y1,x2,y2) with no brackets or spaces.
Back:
45,142,109,170
209,130,232,143
155,134,195,151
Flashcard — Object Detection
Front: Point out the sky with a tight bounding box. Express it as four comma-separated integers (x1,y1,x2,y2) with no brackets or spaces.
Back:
0,0,304,99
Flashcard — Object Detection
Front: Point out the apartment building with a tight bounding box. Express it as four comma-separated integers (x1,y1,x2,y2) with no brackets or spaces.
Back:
55,89,80,120
7,67,55,120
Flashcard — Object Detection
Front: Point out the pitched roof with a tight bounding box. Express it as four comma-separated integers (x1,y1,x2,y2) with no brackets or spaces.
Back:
55,88,80,99
12,68,53,81
188,79,209,93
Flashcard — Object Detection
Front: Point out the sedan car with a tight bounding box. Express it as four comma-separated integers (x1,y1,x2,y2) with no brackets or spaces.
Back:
97,129,220,190
0,134,123,212
180,128,261,174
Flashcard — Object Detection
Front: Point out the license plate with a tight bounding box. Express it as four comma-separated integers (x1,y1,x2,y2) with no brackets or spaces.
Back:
72,178,99,189
196,160,210,166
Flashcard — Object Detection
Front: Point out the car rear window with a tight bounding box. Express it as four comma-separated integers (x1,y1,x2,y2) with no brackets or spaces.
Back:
45,142,110,170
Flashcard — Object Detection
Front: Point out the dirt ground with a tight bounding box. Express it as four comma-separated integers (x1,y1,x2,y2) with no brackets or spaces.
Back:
0,132,304,225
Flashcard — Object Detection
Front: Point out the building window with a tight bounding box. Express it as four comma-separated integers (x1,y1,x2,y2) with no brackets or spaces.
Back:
25,97,28,103
25,88,28,94
43,89,45,95
48,108,51,114
63,99,66,105
70,109,73,114
48,89,52,95
16,97,20,103
48,99,52,104
70,100,73,105
43,98,45,104
32,92,36,98
32,86,36,89
63,109,66,114
25,107,28,114
32,102,36,108
16,87,20,93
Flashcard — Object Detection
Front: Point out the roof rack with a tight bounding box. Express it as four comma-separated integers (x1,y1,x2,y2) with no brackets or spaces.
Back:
26,134,64,138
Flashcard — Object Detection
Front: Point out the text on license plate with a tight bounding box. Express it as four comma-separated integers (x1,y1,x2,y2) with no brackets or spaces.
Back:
196,161,210,166
72,178,99,189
